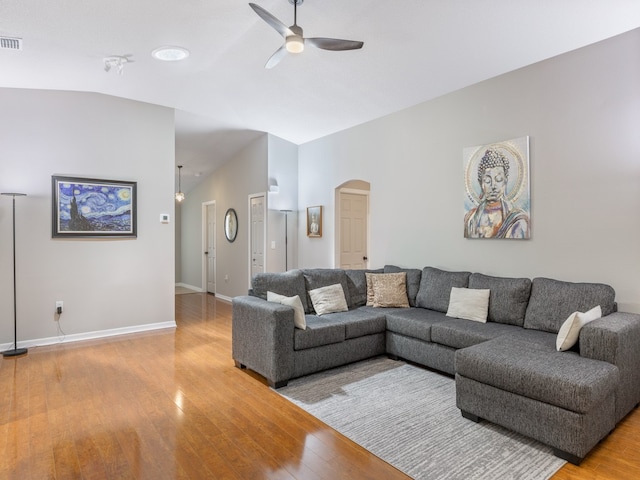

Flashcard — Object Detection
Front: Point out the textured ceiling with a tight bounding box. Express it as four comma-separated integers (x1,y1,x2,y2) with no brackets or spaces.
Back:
2,0,639,191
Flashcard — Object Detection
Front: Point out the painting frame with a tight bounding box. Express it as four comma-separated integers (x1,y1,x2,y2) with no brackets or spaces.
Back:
306,206,322,238
463,136,530,240
52,175,137,238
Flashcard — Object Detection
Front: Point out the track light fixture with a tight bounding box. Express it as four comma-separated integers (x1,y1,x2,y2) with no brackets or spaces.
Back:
104,55,133,74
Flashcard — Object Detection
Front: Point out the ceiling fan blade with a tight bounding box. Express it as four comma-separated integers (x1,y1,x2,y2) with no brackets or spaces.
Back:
249,3,293,38
306,37,364,51
265,45,288,69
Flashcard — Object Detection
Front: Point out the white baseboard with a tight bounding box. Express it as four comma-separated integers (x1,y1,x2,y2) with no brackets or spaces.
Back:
0,321,177,352
215,294,233,303
176,282,203,292
175,282,232,303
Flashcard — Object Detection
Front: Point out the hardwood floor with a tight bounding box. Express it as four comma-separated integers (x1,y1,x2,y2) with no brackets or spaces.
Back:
1,293,639,479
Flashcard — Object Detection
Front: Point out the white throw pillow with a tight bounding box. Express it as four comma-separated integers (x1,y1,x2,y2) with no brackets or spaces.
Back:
267,291,306,330
556,305,602,352
446,287,490,323
308,284,349,316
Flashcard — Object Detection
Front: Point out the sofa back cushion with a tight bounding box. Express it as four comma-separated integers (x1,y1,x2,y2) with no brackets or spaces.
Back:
416,267,471,313
384,265,422,307
345,268,383,308
252,269,309,312
468,273,532,326
303,269,351,313
524,277,616,333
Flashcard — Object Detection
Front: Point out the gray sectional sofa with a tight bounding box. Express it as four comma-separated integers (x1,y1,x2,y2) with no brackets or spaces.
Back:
231,266,640,464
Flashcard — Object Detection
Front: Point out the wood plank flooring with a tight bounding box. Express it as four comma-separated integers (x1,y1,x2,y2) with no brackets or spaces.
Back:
1,292,639,479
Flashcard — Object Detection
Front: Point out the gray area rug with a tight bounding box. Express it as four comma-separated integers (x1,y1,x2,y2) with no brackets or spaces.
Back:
278,357,566,480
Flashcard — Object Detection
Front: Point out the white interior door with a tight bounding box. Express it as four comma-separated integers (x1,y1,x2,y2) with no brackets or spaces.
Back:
250,195,265,278
206,203,216,294
339,192,368,269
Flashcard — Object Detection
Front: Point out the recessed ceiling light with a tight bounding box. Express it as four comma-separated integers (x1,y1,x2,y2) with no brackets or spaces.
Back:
152,46,190,61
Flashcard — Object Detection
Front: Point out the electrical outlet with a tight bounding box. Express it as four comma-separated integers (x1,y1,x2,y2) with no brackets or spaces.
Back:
56,301,63,314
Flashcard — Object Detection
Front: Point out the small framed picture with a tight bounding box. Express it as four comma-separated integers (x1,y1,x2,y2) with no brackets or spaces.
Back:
52,175,137,238
306,206,322,238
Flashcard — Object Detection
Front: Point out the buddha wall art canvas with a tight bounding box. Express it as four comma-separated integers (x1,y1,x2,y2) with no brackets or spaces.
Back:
463,136,530,239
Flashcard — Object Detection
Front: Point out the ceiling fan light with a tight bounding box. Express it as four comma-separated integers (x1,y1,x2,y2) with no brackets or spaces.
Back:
152,46,190,62
286,35,304,53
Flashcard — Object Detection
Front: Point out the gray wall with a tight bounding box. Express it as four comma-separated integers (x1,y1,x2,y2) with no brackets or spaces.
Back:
179,135,268,298
0,89,176,347
175,202,182,283
298,28,640,313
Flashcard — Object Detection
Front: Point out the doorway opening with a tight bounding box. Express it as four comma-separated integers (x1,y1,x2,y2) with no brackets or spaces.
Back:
202,201,216,295
248,193,266,288
335,180,370,269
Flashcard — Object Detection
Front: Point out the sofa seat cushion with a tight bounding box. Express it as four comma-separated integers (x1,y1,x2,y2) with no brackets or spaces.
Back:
293,309,387,350
431,318,517,349
501,327,557,349
384,308,448,342
455,336,619,414
325,308,387,339
294,316,346,350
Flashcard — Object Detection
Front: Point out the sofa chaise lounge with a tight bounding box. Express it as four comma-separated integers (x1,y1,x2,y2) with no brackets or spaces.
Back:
231,266,640,464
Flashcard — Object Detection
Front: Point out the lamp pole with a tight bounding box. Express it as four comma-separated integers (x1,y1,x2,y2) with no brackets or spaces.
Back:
2,193,27,357
280,210,292,271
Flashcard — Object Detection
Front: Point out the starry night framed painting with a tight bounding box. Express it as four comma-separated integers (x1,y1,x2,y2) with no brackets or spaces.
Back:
52,176,137,238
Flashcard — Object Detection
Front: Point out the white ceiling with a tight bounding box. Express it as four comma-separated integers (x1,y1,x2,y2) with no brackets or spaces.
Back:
2,0,640,191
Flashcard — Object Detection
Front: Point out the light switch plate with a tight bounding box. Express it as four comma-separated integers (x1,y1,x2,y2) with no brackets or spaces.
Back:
160,214,170,223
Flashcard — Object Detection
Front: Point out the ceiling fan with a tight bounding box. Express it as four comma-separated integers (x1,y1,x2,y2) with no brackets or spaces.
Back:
249,0,364,69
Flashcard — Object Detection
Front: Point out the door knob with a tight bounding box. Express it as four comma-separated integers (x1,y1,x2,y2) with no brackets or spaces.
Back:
363,256,368,261
204,251,209,255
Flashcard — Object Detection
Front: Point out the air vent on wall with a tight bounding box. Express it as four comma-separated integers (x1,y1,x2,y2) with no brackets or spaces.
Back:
0,37,23,50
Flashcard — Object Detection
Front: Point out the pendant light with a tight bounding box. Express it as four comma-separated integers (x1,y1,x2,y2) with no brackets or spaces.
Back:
175,165,185,202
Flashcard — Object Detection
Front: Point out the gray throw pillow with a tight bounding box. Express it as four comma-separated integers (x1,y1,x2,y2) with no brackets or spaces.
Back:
415,267,471,313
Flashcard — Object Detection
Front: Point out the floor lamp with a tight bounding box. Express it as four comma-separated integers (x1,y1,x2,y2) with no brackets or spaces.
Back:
280,209,292,271
2,192,27,357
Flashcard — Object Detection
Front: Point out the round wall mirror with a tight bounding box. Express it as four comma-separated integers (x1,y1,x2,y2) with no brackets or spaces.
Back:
224,208,238,242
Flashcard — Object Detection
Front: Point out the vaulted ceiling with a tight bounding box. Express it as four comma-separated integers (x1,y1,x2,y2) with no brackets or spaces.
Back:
2,1,639,191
